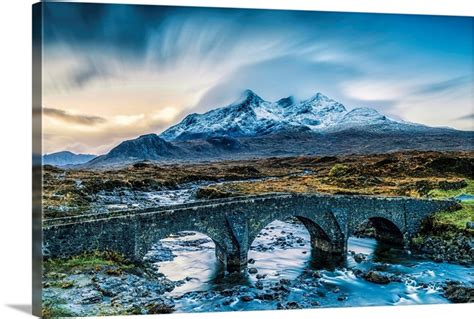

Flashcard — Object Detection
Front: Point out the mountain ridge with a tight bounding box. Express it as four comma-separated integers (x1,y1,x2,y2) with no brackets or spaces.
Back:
61,89,472,168
159,90,431,141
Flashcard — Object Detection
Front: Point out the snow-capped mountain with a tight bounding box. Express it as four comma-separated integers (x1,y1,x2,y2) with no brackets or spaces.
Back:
160,90,421,141
80,89,472,168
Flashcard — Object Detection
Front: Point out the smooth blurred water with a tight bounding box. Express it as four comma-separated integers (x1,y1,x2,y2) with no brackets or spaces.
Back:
149,219,474,312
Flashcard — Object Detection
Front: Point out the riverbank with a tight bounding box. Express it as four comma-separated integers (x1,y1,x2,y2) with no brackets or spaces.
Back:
42,251,179,318
410,201,473,264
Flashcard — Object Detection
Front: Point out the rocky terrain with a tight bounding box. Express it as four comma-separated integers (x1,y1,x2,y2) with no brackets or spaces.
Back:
43,150,473,215
42,252,178,317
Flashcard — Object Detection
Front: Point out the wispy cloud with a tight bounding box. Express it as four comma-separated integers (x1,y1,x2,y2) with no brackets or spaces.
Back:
43,107,106,125
455,113,474,121
414,75,471,95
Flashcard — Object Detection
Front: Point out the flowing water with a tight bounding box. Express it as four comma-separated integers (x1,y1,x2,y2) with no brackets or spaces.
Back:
146,219,473,312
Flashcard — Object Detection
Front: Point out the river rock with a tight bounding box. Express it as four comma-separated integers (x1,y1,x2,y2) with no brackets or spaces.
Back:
257,290,281,301
248,267,258,274
444,281,474,303
338,294,348,301
220,289,234,297
285,301,302,309
279,278,291,285
80,290,103,304
354,253,366,263
411,233,474,264
95,276,125,297
364,271,391,284
255,280,264,289
146,299,175,314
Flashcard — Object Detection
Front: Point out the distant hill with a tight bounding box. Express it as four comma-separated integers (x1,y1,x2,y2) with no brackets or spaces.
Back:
86,134,183,167
43,151,96,166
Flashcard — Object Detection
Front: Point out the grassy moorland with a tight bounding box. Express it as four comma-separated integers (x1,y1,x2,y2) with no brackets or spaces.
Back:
43,151,473,218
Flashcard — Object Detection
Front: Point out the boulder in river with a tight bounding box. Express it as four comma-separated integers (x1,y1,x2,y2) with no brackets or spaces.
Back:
354,253,366,263
241,295,254,302
146,299,175,314
364,271,391,284
248,267,258,274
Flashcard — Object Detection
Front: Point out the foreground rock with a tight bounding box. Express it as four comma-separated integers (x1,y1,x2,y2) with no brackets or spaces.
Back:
42,254,180,318
411,233,474,265
363,271,391,284
444,281,474,303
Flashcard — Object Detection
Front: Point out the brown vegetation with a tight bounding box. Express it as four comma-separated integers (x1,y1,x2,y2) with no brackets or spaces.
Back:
43,151,473,218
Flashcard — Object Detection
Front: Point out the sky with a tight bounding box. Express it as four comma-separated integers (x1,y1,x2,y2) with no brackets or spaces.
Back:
40,2,473,155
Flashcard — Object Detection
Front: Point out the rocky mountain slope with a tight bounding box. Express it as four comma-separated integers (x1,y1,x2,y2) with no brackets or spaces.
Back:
160,90,429,141
72,90,472,168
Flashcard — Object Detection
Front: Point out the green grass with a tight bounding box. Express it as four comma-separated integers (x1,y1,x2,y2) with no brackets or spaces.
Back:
424,179,474,234
328,164,349,177
430,201,474,232
44,251,133,274
428,179,474,199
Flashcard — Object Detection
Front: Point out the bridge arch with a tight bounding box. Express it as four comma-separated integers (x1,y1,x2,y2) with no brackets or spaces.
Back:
145,230,223,281
354,216,405,245
133,220,237,267
348,212,406,244
247,209,346,269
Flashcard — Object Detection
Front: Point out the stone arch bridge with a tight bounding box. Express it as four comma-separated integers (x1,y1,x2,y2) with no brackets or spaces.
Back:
43,193,458,272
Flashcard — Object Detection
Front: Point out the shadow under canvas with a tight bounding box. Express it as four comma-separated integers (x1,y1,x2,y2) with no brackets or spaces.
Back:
6,304,32,315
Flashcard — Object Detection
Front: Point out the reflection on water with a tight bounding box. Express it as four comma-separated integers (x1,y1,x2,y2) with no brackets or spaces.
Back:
148,219,473,312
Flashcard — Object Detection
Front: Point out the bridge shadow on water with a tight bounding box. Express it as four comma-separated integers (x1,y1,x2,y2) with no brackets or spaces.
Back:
208,263,254,287
205,239,410,289
307,248,347,271
370,240,415,265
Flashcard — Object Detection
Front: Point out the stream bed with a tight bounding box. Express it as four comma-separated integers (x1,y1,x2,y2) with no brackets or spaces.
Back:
146,219,473,312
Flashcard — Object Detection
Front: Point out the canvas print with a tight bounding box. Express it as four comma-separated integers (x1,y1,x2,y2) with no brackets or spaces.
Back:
32,2,474,317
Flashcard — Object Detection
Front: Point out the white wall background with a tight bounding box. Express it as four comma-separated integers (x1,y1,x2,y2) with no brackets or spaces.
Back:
0,1,472,318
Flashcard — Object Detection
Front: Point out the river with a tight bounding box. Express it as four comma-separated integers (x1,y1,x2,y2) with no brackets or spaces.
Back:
145,218,473,312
